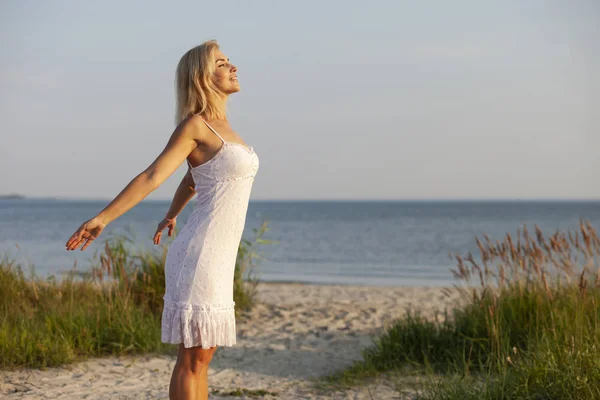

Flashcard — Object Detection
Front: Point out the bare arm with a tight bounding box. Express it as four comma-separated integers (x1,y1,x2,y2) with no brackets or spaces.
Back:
151,168,196,245
65,118,200,251
165,168,196,220
95,120,199,225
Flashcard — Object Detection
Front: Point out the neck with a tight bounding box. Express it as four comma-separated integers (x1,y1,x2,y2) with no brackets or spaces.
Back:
212,94,229,120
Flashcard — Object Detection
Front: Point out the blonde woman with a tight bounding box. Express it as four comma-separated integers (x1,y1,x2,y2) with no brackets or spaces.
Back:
65,40,260,400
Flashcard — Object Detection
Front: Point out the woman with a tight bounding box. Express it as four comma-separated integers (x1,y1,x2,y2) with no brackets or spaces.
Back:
65,40,260,400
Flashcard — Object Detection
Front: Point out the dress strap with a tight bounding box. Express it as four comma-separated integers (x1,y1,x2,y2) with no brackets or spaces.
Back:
199,118,226,143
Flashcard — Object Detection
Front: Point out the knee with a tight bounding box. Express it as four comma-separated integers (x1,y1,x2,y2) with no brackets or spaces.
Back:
192,352,215,372
177,345,217,373
188,358,211,374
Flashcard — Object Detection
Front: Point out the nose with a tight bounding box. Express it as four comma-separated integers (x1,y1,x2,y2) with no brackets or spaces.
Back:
230,64,237,73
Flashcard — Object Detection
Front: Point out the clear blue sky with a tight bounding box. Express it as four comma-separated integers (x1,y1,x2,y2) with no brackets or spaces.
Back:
1,0,598,200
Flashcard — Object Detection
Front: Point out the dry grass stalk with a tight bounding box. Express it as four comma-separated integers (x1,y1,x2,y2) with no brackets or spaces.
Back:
450,220,599,301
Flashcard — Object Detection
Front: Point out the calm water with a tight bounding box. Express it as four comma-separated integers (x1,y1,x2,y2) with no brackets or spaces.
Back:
1,199,598,286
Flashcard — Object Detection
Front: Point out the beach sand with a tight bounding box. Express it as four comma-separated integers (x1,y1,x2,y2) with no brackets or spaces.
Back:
1,282,461,399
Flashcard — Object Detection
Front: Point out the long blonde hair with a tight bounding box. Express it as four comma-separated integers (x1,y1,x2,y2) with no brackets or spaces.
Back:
174,40,226,125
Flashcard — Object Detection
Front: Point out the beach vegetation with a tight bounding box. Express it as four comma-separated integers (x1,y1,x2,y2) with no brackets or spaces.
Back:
322,220,600,400
0,221,271,369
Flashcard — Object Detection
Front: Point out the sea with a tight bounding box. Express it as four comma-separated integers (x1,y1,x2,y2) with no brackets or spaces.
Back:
1,199,598,286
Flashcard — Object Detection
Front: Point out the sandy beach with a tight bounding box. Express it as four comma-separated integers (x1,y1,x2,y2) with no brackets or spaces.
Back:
1,282,461,399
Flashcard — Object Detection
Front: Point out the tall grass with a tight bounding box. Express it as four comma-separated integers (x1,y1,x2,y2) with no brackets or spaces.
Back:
0,221,272,370
323,220,600,399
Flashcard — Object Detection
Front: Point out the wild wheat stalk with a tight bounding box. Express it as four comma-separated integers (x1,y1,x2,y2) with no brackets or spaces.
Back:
451,220,599,299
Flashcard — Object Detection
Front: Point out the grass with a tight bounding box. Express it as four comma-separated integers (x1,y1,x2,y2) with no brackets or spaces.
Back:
320,220,600,400
0,221,273,370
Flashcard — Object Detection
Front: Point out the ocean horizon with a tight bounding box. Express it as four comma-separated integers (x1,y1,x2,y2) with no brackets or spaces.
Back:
1,198,598,286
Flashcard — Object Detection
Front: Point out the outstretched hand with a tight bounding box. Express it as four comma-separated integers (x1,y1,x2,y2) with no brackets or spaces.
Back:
65,217,107,251
153,217,176,245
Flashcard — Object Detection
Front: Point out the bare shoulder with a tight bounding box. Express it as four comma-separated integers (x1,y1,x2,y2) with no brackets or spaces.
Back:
176,114,212,144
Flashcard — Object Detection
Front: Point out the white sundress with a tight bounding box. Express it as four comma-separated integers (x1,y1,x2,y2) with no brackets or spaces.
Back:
161,117,260,349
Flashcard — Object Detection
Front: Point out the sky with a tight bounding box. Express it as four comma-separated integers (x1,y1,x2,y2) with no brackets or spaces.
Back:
1,0,598,201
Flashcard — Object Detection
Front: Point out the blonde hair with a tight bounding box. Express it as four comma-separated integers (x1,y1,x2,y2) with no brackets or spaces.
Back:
174,40,226,125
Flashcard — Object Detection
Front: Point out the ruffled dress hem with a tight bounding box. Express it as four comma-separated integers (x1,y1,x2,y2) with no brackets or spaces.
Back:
161,298,236,349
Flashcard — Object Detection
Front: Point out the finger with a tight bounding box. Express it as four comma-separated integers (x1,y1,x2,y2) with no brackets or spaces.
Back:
73,234,89,250
68,236,84,251
73,232,94,251
67,233,83,250
81,233,97,250
168,225,173,236
66,230,82,248
154,231,161,245
67,223,89,248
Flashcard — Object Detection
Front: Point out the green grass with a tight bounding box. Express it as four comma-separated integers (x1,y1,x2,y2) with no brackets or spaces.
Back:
320,220,600,400
0,221,273,370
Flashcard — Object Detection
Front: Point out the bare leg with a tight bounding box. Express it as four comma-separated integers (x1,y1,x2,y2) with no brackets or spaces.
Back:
196,366,209,400
195,347,218,400
169,343,217,400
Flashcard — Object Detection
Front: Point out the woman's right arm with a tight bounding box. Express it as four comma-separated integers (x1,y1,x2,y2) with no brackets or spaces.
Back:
65,116,203,251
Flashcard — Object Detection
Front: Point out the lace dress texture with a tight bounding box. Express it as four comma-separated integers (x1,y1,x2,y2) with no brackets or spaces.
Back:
161,118,259,348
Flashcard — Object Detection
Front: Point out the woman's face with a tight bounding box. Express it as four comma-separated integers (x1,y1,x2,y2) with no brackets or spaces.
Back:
212,49,239,95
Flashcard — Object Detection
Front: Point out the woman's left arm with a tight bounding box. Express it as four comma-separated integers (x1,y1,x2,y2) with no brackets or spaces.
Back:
165,168,196,220
95,125,197,225
151,169,196,245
